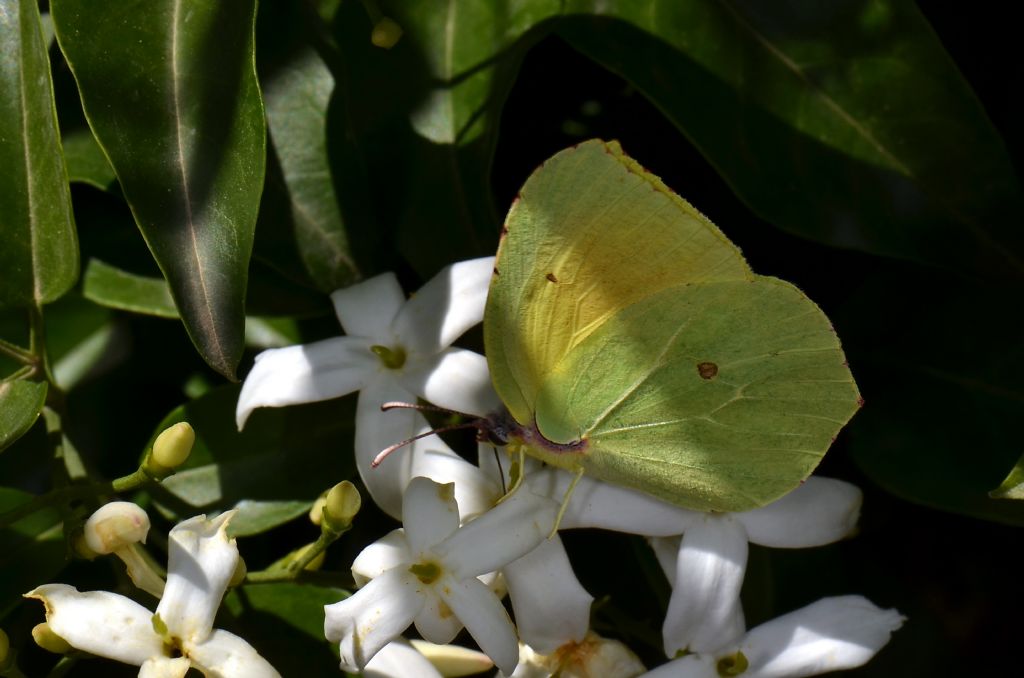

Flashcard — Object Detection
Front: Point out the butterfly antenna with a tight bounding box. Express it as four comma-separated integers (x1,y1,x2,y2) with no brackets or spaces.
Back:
380,401,479,420
371,422,481,468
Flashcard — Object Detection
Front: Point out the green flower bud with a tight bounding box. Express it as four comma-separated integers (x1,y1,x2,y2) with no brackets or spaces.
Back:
322,481,361,533
229,556,248,587
32,623,72,655
371,17,403,49
151,422,195,470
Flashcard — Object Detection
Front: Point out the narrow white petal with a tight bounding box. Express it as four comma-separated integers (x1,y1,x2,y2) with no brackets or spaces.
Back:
640,654,717,678
236,337,376,429
739,477,862,548
741,596,904,678
400,348,501,416
140,657,191,678
331,273,405,337
409,639,494,676
403,477,461,554
526,469,697,536
325,568,424,672
357,381,482,520
187,628,281,677
439,576,519,676
365,640,444,678
413,589,464,645
503,535,592,654
440,488,557,579
391,257,494,354
663,516,748,657
156,512,237,645
648,536,681,583
25,584,162,666
352,529,412,587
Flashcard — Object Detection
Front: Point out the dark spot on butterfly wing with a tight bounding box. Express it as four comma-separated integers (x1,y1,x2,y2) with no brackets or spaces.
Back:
546,272,558,283
697,361,718,380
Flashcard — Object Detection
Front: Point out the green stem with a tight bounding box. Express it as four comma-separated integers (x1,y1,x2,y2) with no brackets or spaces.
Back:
290,530,338,573
0,337,32,365
244,568,354,588
0,467,154,529
1,664,28,678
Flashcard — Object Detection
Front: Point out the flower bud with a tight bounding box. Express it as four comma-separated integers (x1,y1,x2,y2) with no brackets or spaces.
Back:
309,494,327,526
322,481,361,533
84,502,150,555
371,17,403,49
151,422,195,470
410,640,493,677
230,556,248,587
32,623,72,655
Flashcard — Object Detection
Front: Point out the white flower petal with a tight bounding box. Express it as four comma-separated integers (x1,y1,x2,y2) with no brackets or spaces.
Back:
364,640,444,678
413,589,464,645
187,628,280,677
738,477,862,548
236,336,376,429
410,639,494,676
352,529,411,586
440,576,519,676
401,348,501,417
503,535,592,654
741,596,904,678
331,273,405,338
648,536,681,584
25,584,163,666
640,654,717,678
440,488,557,579
140,657,191,678
156,512,237,645
526,469,697,536
663,516,747,657
325,568,425,672
391,257,494,355
403,477,461,554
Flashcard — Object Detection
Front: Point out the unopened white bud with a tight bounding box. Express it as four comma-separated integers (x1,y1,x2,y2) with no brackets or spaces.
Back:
84,501,150,555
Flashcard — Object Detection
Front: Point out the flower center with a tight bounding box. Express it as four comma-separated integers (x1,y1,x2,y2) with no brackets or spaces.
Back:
408,560,442,585
371,344,406,369
716,650,749,676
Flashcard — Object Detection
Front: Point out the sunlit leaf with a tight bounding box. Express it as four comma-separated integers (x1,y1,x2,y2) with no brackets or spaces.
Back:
82,258,179,319
990,453,1024,500
62,127,116,190
0,378,47,453
51,0,266,378
0,0,79,307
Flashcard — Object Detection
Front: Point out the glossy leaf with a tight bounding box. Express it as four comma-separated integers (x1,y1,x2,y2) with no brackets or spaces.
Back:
45,293,120,391
82,258,179,319
0,487,65,617
0,0,79,307
557,0,1023,279
990,453,1024,500
0,378,47,453
257,2,361,292
51,0,266,378
144,385,355,536
62,127,116,190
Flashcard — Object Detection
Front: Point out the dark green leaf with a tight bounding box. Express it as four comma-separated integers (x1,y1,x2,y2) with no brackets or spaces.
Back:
990,452,1024,500
62,127,116,190
0,487,65,617
51,0,267,378
0,0,79,307
144,385,355,536
839,267,1024,525
257,2,361,292
45,292,120,390
82,259,179,319
0,379,47,453
558,0,1023,279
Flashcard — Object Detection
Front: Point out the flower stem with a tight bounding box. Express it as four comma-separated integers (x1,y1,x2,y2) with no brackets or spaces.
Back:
0,337,32,365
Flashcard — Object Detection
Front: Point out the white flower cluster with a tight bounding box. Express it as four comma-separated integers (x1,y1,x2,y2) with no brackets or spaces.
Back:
236,258,905,677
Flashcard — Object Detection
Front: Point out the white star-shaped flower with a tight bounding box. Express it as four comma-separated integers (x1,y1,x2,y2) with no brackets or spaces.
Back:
235,257,498,516
640,596,904,678
26,512,278,677
324,477,558,675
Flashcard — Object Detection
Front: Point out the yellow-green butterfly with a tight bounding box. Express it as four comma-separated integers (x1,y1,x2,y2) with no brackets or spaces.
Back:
482,139,860,512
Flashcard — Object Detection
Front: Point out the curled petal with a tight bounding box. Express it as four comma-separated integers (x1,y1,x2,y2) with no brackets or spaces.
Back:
663,516,747,657
439,576,519,676
325,568,424,672
391,257,494,355
364,640,444,678
331,273,405,338
440,488,557,579
739,477,862,548
648,537,681,584
401,348,501,417
527,469,697,536
236,337,377,429
156,512,238,645
352,529,411,586
403,477,461,555
503,535,592,654
24,584,162,666
140,657,191,678
188,628,281,677
741,596,904,678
